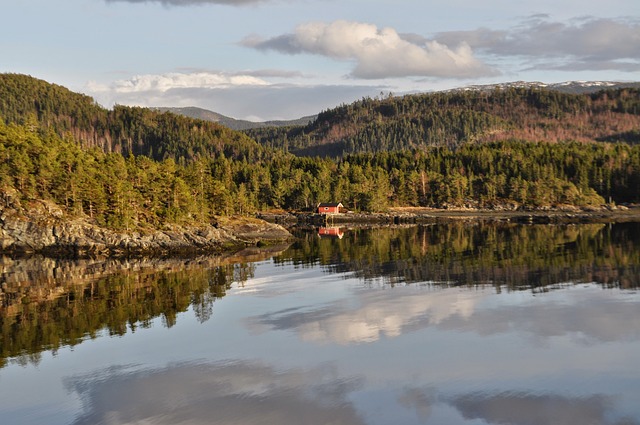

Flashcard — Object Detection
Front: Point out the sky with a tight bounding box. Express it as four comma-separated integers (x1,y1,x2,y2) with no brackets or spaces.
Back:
2,0,639,121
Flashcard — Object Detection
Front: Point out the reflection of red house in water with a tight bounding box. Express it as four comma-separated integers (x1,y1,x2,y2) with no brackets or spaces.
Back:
317,202,343,215
318,226,344,239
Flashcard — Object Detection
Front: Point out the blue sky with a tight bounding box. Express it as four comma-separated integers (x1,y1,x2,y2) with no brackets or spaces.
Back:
2,0,639,120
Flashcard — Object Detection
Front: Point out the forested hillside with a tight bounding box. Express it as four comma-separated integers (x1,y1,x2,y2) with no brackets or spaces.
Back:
0,73,639,225
247,87,640,157
0,74,264,163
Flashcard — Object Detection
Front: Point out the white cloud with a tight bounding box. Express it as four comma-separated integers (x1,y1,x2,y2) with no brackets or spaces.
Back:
110,71,268,93
242,20,498,79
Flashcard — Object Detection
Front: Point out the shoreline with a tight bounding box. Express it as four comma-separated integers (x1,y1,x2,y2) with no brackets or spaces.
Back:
2,202,639,259
260,205,640,225
0,198,294,258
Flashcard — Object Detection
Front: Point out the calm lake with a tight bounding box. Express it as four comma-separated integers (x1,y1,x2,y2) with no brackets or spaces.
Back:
1,221,639,425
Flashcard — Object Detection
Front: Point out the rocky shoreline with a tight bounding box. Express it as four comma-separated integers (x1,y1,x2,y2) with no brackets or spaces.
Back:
2,193,639,259
0,197,292,258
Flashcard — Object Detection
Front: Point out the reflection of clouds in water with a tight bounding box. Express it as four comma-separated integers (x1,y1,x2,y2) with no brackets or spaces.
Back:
438,289,640,344
234,266,325,298
398,387,436,421
63,361,639,425
64,361,365,425
395,388,639,425
246,289,480,344
450,392,639,425
246,285,640,345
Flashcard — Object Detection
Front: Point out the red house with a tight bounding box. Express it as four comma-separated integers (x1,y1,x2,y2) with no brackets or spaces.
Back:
317,202,343,215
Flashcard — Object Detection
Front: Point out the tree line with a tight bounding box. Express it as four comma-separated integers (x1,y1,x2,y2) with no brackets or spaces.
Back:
2,119,639,231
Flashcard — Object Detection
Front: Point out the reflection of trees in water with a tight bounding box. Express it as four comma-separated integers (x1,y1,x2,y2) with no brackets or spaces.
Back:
2,222,639,368
278,222,640,290
0,259,255,369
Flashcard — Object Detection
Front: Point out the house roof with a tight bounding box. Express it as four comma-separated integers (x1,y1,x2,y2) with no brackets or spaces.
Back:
317,202,343,208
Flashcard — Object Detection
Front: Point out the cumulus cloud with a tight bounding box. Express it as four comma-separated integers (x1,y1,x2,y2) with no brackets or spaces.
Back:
105,0,267,5
435,16,640,72
242,20,498,79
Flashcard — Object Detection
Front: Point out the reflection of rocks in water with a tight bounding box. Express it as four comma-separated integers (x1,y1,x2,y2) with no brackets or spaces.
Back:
0,244,290,308
280,222,640,290
0,246,290,369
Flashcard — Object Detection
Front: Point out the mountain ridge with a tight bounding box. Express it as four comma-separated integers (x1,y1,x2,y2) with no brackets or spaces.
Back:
154,106,316,131
245,80,640,157
451,80,640,94
2,73,639,161
155,81,640,131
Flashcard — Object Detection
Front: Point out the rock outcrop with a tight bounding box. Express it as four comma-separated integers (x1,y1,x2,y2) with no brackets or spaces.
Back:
0,190,292,257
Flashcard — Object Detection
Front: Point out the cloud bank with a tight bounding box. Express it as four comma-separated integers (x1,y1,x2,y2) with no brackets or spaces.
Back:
85,71,385,121
242,17,640,78
82,16,640,120
242,20,498,79
435,16,640,72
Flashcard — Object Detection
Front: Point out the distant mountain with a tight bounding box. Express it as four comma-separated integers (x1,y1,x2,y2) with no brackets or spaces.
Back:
155,106,315,131
454,80,640,95
247,81,640,157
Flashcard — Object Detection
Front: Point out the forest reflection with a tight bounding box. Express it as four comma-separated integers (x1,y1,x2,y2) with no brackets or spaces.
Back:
280,221,640,290
0,255,260,369
1,222,639,369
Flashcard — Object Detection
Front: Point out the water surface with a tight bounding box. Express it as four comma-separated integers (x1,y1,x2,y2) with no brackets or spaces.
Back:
1,222,639,424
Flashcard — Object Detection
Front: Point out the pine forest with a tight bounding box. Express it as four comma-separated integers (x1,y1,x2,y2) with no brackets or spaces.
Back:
1,73,639,231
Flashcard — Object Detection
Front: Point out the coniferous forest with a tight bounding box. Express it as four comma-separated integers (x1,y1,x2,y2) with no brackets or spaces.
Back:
1,73,639,231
